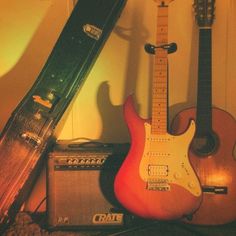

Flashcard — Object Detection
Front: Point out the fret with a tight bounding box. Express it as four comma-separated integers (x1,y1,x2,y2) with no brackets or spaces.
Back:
153,110,168,115
152,104,166,109
156,66,167,72
154,66,167,71
152,128,167,133
152,88,167,94
152,125,167,130
153,114,168,118
152,86,166,91
155,61,167,69
152,122,167,127
153,95,167,102
157,17,168,23
155,57,167,62
153,113,167,118
153,101,166,105
155,76,167,80
154,82,167,86
156,57,168,64
153,107,167,111
153,79,167,84
152,81,167,86
153,122,167,126
154,72,167,77
153,118,167,122
156,33,168,42
152,98,167,103
156,24,168,31
153,96,167,101
155,48,167,54
158,7,168,16
154,67,167,73
156,39,168,44
152,91,167,95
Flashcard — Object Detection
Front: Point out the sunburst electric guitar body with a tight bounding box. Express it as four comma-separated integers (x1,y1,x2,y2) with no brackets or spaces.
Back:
114,0,202,220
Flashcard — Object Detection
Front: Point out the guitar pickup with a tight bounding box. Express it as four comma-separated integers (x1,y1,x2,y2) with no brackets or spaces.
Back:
148,165,168,176
202,186,228,194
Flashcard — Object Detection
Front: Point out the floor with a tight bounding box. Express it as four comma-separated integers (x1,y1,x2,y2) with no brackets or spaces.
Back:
3,212,236,236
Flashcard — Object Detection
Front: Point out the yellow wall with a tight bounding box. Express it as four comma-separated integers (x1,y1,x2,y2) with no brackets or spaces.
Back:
0,0,235,211
0,0,235,142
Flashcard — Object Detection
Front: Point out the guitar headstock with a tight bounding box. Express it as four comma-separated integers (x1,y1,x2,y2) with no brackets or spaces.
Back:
194,0,215,27
155,0,174,7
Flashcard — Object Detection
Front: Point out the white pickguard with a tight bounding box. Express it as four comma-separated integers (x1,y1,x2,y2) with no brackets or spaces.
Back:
139,120,201,197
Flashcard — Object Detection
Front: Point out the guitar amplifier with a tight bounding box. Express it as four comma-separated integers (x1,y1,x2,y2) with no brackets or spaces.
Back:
47,141,136,229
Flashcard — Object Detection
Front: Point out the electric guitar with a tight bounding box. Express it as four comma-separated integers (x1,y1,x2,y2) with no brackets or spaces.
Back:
171,0,236,225
114,0,202,220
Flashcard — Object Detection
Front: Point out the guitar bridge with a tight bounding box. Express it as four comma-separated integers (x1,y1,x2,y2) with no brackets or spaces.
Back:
147,181,170,191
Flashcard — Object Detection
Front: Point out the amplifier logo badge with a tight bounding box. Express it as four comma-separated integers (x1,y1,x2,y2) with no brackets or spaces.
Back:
92,213,123,225
83,24,102,40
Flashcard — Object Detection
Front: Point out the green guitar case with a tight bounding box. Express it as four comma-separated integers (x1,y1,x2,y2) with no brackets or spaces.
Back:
0,0,126,231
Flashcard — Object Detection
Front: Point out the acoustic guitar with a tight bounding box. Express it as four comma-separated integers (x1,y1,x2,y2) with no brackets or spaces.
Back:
114,0,202,220
0,0,126,231
171,0,236,225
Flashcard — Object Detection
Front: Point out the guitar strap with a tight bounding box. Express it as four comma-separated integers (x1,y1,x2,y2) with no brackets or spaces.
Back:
0,0,126,230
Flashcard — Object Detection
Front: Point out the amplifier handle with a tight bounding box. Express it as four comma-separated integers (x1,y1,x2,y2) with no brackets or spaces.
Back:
68,141,112,149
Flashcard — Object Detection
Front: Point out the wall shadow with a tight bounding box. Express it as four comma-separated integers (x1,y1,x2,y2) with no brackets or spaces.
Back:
97,1,149,142
97,81,127,143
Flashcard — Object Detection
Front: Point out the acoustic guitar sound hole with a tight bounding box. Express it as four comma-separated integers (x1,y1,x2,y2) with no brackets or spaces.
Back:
191,132,219,157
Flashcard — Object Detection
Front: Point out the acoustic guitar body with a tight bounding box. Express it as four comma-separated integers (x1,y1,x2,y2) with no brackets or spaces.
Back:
172,107,236,225
114,96,202,220
171,0,236,225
